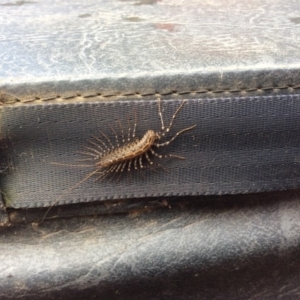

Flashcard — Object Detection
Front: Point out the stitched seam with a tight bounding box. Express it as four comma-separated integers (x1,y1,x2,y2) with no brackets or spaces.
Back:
13,84,300,104
9,93,300,116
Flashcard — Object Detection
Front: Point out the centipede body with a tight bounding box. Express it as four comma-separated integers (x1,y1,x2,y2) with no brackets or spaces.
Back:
40,98,196,223
80,98,196,181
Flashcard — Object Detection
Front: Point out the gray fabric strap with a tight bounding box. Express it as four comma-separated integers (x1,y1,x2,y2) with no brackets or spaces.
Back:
2,95,300,208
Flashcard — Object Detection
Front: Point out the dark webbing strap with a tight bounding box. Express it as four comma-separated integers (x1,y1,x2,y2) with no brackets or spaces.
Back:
1,95,300,208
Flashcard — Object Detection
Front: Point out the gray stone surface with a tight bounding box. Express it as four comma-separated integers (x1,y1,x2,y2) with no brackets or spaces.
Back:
0,0,300,100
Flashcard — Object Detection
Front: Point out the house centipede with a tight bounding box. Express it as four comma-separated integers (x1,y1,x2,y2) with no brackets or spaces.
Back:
39,98,196,223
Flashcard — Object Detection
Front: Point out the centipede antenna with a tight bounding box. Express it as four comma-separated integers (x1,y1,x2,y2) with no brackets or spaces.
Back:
156,124,196,147
157,98,165,131
164,100,186,134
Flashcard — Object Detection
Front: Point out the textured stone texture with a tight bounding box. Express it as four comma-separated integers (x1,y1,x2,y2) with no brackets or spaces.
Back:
0,0,300,100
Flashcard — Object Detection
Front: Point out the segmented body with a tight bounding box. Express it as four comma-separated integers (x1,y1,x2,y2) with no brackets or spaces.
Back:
80,99,196,180
98,130,158,168
41,98,196,223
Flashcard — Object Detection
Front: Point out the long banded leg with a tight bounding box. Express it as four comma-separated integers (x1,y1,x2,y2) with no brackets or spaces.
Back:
134,157,138,170
78,150,98,159
118,120,126,144
127,159,132,171
39,168,101,223
77,145,104,161
94,164,118,182
92,136,110,152
150,148,185,160
153,162,168,173
86,140,106,153
132,109,137,139
127,159,134,183
120,161,128,172
75,156,98,162
137,164,145,179
145,152,154,165
145,151,168,172
139,155,143,169
98,130,115,150
106,166,119,183
106,164,122,182
116,161,128,182
115,162,124,173
150,148,162,159
109,124,120,148
126,109,137,141
81,145,103,157
127,116,131,142
110,162,126,183
155,125,196,147
93,166,112,182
